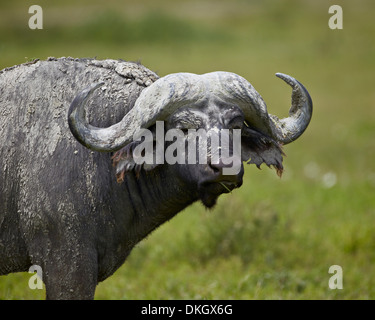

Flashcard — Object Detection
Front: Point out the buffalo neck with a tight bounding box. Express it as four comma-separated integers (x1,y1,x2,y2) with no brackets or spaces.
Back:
120,165,198,244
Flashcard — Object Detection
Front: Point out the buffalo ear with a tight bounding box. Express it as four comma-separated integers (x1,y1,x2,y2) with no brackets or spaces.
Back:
112,141,159,183
241,126,284,177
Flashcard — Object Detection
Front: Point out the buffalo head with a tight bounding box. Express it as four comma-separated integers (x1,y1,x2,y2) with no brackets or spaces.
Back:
68,71,312,208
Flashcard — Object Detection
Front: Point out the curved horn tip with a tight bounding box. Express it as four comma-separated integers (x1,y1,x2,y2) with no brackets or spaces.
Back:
69,82,105,117
68,82,106,148
275,73,297,87
275,72,313,108
272,73,313,145
275,73,312,100
69,82,105,115
84,82,105,96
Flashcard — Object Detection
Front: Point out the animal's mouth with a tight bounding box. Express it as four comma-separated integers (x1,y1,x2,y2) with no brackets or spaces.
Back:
200,175,243,192
198,179,242,208
217,181,239,193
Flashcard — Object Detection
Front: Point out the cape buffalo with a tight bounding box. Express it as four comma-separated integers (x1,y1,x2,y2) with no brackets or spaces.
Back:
0,57,312,299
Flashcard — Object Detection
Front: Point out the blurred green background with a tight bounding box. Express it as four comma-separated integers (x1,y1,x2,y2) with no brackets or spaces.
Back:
0,0,374,299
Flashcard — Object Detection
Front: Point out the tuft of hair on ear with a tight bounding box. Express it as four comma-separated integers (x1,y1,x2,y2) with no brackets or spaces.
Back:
112,141,159,183
241,127,285,178
112,142,140,183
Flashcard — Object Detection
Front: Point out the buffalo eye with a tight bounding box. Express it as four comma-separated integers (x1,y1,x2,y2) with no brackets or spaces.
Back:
174,119,202,133
227,116,244,130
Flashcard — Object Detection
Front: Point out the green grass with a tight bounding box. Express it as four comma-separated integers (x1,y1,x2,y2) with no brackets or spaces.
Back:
1,0,374,299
